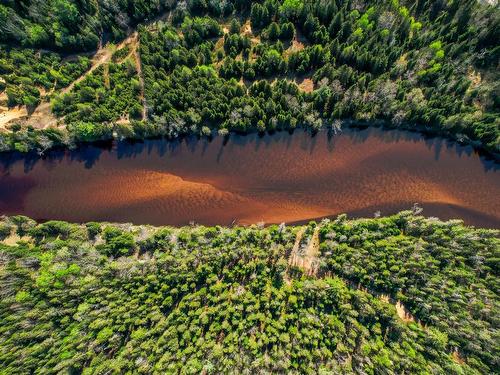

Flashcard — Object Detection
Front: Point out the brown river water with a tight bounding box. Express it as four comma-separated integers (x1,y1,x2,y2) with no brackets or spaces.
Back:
0,128,499,228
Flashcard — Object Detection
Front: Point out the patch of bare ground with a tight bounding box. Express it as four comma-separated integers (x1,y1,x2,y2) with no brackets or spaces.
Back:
0,106,28,129
1,233,32,246
22,102,60,128
0,33,141,131
379,294,390,303
288,226,321,276
288,227,305,262
297,78,314,93
214,35,225,51
284,38,305,59
452,349,466,365
282,28,308,59
285,227,305,283
116,116,130,125
291,39,305,52
395,301,416,323
467,68,482,88
242,21,252,36
250,36,261,45
466,68,486,111
379,293,422,325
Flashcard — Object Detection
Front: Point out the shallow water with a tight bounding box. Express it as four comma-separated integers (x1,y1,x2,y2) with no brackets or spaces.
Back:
1,128,499,228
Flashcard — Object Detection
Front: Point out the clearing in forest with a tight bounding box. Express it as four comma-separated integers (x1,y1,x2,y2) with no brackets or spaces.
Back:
0,33,141,130
297,78,314,93
288,226,321,276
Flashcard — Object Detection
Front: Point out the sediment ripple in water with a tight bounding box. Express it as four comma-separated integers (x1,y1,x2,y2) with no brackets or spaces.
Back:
0,128,498,228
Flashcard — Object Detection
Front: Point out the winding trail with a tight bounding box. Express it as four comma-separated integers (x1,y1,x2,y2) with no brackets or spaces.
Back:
0,33,139,130
62,33,138,95
131,34,147,120
0,3,172,130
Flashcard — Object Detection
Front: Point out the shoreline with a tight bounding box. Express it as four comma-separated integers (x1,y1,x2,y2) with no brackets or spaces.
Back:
1,118,499,162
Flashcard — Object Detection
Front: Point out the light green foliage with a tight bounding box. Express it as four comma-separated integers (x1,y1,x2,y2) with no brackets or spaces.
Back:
320,213,500,372
66,122,111,143
100,226,135,257
353,27,364,38
0,214,496,373
399,6,409,18
410,20,422,31
280,0,304,17
14,291,30,303
435,49,445,59
430,40,443,51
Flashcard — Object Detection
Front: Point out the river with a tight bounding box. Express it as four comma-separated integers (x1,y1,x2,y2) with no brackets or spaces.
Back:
0,128,499,227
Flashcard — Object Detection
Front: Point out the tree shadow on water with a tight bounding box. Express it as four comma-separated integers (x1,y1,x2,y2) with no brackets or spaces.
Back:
116,140,145,159
67,144,107,169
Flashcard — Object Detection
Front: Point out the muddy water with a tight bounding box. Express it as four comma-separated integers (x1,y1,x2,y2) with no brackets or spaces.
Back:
0,128,499,227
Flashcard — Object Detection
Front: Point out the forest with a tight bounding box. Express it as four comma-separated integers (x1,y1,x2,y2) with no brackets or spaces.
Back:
0,211,498,373
1,2,498,374
0,0,498,156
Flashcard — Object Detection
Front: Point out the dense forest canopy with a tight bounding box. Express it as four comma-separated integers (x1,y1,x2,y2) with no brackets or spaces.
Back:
0,212,498,373
0,0,173,51
0,0,498,156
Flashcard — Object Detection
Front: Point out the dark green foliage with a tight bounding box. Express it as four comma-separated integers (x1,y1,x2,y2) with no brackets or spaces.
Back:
51,60,141,125
85,222,101,240
140,22,309,135
99,226,135,257
0,47,90,107
1,214,496,373
29,220,74,242
1,0,499,156
223,33,251,58
181,17,222,47
111,45,131,63
0,222,12,240
9,215,36,237
0,0,173,51
279,21,295,41
137,1,499,154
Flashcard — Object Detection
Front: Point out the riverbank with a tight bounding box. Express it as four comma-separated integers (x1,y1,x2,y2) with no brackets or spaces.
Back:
1,117,499,161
